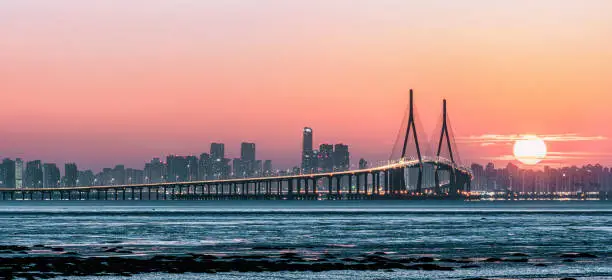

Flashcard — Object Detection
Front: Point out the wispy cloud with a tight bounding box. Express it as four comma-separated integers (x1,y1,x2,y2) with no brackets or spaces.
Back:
458,133,607,146
482,152,612,162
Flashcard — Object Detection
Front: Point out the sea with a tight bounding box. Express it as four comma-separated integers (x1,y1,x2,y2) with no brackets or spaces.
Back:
1,200,611,280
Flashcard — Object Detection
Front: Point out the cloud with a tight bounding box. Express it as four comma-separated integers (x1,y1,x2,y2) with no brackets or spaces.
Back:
458,133,607,145
481,152,612,162
480,142,496,147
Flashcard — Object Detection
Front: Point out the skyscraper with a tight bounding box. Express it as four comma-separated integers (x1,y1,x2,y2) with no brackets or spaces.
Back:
64,163,78,187
166,155,188,182
319,144,334,172
25,160,43,188
0,160,5,187
1,158,15,188
77,170,95,186
232,158,244,177
113,165,126,185
43,163,60,188
333,144,350,171
301,127,314,173
241,142,256,176
210,143,228,178
198,153,211,180
15,158,23,189
263,160,272,176
144,158,166,183
125,168,144,184
210,143,225,160
470,163,485,191
186,155,198,181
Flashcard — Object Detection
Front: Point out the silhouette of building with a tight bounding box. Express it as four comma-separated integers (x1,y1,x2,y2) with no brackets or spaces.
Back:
126,168,144,184
333,144,350,171
470,163,485,191
255,160,262,176
144,158,166,183
319,144,334,172
198,153,212,180
25,160,43,188
241,142,256,176
263,160,272,176
0,158,15,188
166,155,188,182
78,170,95,186
301,127,315,173
210,143,229,178
210,143,225,160
43,163,60,188
64,163,78,187
485,162,496,191
15,158,23,189
113,165,126,185
186,155,198,181
470,161,612,194
232,158,244,178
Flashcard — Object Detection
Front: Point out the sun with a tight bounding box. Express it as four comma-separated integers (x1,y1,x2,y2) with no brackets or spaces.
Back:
513,135,547,165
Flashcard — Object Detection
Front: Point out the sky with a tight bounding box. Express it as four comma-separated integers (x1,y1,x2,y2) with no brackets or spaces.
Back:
1,0,611,171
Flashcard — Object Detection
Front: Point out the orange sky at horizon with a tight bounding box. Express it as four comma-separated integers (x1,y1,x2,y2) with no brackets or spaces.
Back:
1,1,611,171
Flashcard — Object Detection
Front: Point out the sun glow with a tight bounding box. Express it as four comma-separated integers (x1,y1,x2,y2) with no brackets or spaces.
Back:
513,135,547,165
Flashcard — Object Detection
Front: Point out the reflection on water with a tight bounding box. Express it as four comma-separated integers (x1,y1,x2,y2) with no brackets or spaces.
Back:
1,200,611,279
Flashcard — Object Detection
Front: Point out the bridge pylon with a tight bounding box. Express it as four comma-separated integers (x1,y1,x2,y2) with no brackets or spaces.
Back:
434,99,456,194
400,89,424,193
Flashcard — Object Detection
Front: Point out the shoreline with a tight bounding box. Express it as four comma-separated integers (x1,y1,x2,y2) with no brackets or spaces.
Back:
0,245,606,279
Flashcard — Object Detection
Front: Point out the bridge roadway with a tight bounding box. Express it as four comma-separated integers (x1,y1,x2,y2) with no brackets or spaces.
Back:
0,157,472,201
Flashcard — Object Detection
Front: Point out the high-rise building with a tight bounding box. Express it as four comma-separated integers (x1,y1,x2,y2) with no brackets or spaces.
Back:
198,153,212,180
166,155,188,182
43,163,60,188
0,160,5,187
470,163,485,191
144,158,166,183
319,144,334,172
301,127,314,173
98,168,113,185
333,144,350,171
126,168,144,184
302,127,313,153
15,158,23,189
254,160,262,176
263,160,272,176
485,162,496,191
232,158,244,177
240,142,256,176
219,158,231,179
0,158,15,188
210,143,225,160
186,155,198,181
210,143,228,178
25,160,43,188
77,170,95,186
64,163,78,187
113,165,126,185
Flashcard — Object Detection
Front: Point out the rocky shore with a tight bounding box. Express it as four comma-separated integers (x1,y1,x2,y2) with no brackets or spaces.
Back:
0,245,603,279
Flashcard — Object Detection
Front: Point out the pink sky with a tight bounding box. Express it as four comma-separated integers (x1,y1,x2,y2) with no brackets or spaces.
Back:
1,1,611,171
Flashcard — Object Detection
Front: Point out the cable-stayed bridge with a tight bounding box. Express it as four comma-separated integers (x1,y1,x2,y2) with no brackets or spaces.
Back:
0,90,472,201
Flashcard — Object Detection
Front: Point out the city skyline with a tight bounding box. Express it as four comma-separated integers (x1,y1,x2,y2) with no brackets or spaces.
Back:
0,127,360,188
1,1,611,170
2,2,612,280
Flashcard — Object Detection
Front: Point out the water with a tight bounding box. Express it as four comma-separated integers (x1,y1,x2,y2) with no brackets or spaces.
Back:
1,200,611,279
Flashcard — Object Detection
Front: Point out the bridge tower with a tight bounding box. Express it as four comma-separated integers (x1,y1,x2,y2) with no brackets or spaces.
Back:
399,89,424,193
434,99,456,194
